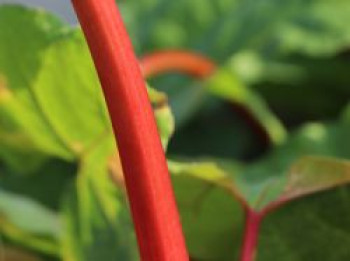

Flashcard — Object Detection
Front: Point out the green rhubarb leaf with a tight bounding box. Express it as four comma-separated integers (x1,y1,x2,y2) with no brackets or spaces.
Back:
258,186,350,261
148,87,175,150
0,159,75,256
0,188,60,255
31,30,110,156
237,120,350,210
0,6,176,260
0,189,60,238
205,67,287,145
0,159,76,210
168,112,350,260
0,5,72,172
0,5,175,173
62,137,138,261
154,105,175,150
0,19,108,164
34,28,175,156
169,160,243,260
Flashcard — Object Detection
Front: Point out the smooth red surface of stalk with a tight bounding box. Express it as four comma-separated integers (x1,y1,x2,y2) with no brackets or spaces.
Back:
240,209,262,261
141,50,216,79
70,0,189,260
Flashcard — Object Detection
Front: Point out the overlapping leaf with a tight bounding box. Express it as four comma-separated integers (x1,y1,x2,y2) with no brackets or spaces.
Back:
169,108,350,260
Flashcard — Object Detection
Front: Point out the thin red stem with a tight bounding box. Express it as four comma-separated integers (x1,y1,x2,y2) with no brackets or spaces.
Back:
240,209,262,261
70,1,189,260
141,50,216,79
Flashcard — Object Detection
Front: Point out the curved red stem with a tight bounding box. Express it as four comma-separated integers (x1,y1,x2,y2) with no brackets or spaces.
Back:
141,50,216,79
71,1,189,260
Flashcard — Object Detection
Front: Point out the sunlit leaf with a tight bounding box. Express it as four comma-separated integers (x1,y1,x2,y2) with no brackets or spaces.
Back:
0,6,176,260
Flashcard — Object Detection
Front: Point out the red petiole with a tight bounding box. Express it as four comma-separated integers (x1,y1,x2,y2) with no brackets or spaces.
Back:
70,0,189,260
240,209,262,261
141,50,216,79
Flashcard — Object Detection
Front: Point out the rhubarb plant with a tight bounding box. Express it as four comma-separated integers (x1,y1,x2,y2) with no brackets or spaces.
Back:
0,1,350,261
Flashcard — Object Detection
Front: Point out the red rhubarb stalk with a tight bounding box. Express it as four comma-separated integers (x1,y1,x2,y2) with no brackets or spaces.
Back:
141,50,216,79
240,209,262,261
70,0,189,260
